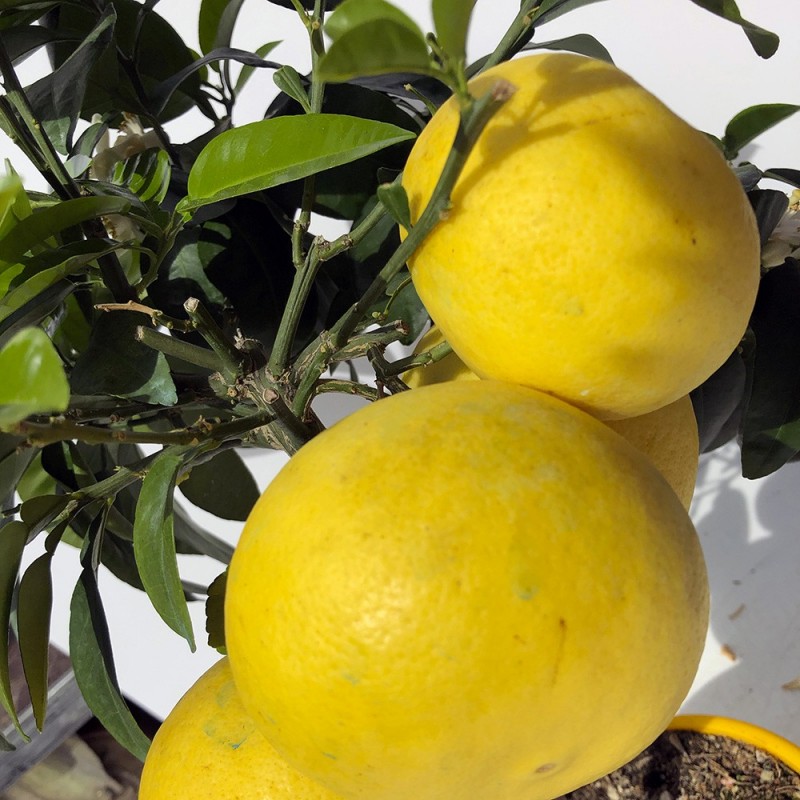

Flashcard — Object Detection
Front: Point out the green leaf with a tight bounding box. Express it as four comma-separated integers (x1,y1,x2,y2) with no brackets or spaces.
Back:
377,180,411,229
723,104,800,160
69,567,151,761
0,196,130,272
523,33,613,63
180,114,416,212
24,6,116,153
19,494,70,537
318,22,436,83
133,451,195,649
273,65,312,114
69,311,177,406
432,0,476,64
687,0,779,58
325,0,423,39
0,521,30,739
0,171,31,241
178,448,259,521
205,569,227,653
741,261,800,478
17,547,55,730
235,41,282,94
748,189,789,246
199,0,246,55
530,0,610,25
763,168,800,189
0,433,35,503
0,328,69,427
173,503,235,563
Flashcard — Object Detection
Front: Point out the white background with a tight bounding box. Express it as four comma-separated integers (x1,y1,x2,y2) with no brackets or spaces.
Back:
3,0,800,744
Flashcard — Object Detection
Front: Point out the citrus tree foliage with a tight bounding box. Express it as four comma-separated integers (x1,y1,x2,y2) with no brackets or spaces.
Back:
0,0,795,756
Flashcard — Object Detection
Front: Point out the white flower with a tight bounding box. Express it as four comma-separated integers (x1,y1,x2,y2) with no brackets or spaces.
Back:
762,189,800,269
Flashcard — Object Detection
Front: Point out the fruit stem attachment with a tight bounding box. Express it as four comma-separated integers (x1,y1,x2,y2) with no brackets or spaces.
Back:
290,78,517,417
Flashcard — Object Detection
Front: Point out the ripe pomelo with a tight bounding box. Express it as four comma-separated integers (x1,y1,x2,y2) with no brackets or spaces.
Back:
139,658,343,800
404,328,699,508
402,53,759,419
226,381,708,800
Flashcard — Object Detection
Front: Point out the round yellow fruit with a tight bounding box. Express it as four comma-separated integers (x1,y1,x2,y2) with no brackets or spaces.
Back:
402,53,759,419
139,658,343,800
606,395,699,509
404,328,699,508
226,381,708,800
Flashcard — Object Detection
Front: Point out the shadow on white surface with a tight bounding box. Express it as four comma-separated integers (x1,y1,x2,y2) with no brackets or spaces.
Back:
681,442,800,742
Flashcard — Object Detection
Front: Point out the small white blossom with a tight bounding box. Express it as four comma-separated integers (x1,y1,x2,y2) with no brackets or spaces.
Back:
762,189,800,268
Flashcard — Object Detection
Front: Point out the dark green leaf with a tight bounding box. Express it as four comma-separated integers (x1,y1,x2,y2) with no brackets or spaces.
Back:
173,503,235,563
318,22,436,83
748,188,789,246
180,114,416,211
734,163,763,192
763,168,800,190
24,6,116,153
523,33,613,63
19,494,69,536
0,279,74,347
178,448,259,521
432,0,476,64
198,0,246,54
0,196,130,272
2,24,74,66
150,47,281,115
235,42,282,94
0,434,35,502
69,568,150,761
69,311,177,406
741,261,800,478
690,349,747,452
205,569,227,652
723,104,800,160
0,521,30,738
0,328,69,427
273,65,311,114
133,451,195,649
687,0,779,58
530,0,610,25
17,548,55,730
377,181,411,229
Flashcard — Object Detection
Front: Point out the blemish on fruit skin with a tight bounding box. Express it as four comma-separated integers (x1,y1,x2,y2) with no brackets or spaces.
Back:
322,752,338,760
535,762,558,774
515,584,537,601
342,671,361,685
551,618,567,686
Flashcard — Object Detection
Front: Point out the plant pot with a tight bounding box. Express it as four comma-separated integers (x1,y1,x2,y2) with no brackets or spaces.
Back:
557,714,800,799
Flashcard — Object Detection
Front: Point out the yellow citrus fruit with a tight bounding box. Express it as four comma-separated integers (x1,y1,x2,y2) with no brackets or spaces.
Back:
606,395,699,509
402,53,760,420
226,381,708,800
404,328,699,508
138,657,343,800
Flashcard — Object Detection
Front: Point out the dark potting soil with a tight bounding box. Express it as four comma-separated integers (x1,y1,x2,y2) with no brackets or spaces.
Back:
556,729,800,800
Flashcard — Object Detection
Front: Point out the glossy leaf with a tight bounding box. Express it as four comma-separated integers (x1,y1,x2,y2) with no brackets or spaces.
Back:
764,168,800,189
133,451,195,649
19,494,70,537
3,24,73,67
173,502,235,563
69,567,151,761
69,311,177,406
0,171,31,240
180,115,415,211
198,0,246,54
748,189,789,246
17,548,56,730
178,448,259,522
0,434,35,503
723,104,800,160
741,261,800,478
273,65,311,113
0,280,74,347
377,181,411,229
318,22,436,83
687,0,779,58
0,328,69,428
0,520,30,738
205,569,227,652
235,41,282,93
432,0,476,64
24,6,116,153
523,33,613,63
691,349,747,452
150,46,281,115
0,196,130,272
326,0,421,39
